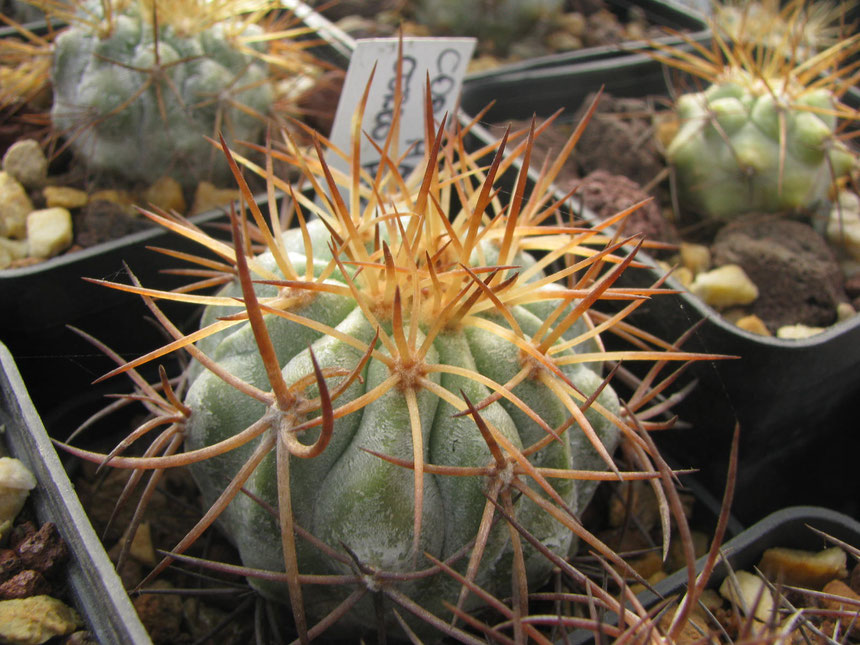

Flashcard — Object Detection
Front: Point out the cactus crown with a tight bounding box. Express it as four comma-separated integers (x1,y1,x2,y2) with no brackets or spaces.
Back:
63,65,714,640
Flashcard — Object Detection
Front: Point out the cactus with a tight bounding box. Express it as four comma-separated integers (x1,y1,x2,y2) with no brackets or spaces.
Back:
35,0,319,189
411,0,564,56
653,18,860,220
67,83,706,640
713,0,854,58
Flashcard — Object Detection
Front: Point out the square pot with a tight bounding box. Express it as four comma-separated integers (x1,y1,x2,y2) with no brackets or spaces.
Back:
0,340,151,643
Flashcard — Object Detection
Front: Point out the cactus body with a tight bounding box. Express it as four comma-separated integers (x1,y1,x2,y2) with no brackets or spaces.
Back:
412,0,564,55
666,75,856,220
666,70,856,219
50,2,274,188
182,214,621,633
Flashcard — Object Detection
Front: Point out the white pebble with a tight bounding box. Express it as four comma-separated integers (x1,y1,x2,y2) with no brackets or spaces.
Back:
26,207,73,259
719,570,774,622
0,457,36,527
776,323,825,339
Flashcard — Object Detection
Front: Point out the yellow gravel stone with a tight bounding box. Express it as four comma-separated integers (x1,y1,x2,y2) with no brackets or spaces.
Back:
719,570,774,622
0,171,34,239
690,264,758,308
776,323,825,339
758,545,847,589
736,314,771,336
90,189,137,216
143,176,186,215
43,186,88,209
680,242,710,275
191,181,240,215
0,596,82,645
26,207,73,259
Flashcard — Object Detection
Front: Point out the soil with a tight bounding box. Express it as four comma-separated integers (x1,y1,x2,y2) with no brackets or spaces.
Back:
489,91,860,336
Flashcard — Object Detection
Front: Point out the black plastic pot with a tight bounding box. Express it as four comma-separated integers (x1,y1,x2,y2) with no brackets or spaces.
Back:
569,506,860,644
649,505,860,602
0,341,151,644
0,207,232,437
462,0,709,83
461,54,860,524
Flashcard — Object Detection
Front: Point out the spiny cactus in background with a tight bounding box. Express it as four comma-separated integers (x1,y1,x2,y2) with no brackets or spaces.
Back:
28,0,322,189
652,12,860,221
65,79,710,641
411,0,563,56
713,0,856,58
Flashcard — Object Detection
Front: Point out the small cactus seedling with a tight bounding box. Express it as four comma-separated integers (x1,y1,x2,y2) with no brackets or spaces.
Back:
63,71,713,641
14,0,326,189
651,8,860,221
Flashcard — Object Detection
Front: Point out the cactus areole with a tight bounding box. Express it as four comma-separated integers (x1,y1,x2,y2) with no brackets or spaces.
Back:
77,84,701,639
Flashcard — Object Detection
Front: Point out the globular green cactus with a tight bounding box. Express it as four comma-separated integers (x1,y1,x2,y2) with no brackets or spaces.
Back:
653,22,859,220
44,0,314,189
412,0,564,56
72,89,703,640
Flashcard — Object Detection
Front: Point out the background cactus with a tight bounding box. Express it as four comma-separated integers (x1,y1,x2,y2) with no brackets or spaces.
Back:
68,86,705,640
31,0,322,189
653,22,859,220
411,0,564,56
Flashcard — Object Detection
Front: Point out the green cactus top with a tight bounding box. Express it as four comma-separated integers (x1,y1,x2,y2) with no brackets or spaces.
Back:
651,10,860,220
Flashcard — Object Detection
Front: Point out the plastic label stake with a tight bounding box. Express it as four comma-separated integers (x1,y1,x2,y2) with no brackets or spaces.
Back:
327,37,476,180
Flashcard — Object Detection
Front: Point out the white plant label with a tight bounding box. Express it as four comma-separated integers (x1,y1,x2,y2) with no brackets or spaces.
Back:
327,37,476,179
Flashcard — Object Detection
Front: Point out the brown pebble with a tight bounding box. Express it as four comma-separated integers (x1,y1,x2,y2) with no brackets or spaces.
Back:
9,521,37,549
133,580,184,644
15,523,69,577
0,549,22,583
822,579,860,635
0,568,50,599
845,273,860,299
62,631,99,645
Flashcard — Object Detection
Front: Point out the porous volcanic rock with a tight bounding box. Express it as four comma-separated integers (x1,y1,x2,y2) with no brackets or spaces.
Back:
577,169,679,245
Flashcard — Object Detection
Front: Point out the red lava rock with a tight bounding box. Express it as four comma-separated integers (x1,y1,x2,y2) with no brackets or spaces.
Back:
0,548,23,583
15,522,69,577
576,169,679,245
9,520,37,549
0,568,51,599
712,216,847,331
